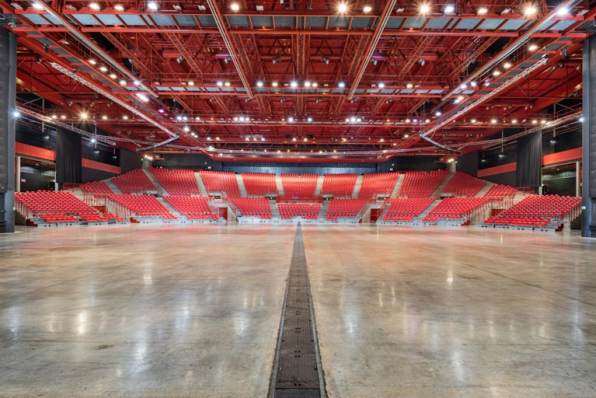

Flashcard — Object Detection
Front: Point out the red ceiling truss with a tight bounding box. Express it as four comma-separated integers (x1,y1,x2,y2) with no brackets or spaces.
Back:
1,0,595,162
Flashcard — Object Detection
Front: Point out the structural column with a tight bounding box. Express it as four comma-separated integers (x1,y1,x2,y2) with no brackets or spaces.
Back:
0,27,16,233
583,35,596,238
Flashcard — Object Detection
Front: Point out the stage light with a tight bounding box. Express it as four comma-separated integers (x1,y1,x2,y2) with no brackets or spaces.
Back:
419,3,431,14
119,79,127,86
147,1,159,11
216,81,223,87
114,4,124,11
338,81,346,88
444,5,455,13
338,3,348,13
13,110,21,118
524,5,537,17
528,43,538,51
89,2,100,11
477,7,488,15
230,3,240,11
378,82,385,88
290,81,298,88
363,5,372,13
256,81,263,87
80,112,88,120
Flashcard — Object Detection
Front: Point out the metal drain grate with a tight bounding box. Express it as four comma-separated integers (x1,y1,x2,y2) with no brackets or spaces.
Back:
269,224,326,398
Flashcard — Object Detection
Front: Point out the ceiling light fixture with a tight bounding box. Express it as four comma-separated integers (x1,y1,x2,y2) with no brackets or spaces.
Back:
477,7,488,15
338,3,348,13
147,1,159,11
363,5,372,13
89,2,100,11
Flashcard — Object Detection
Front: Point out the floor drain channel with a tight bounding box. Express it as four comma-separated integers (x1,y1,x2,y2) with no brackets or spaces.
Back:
269,224,326,398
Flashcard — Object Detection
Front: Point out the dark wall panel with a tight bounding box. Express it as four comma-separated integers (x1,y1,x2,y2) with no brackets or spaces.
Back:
543,170,576,196
456,151,478,176
483,171,517,186
120,148,143,173
55,128,82,184
82,167,117,183
516,132,542,188
155,153,222,170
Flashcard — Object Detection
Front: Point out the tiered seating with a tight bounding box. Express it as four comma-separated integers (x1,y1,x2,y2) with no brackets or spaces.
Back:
358,172,400,199
15,191,97,217
484,184,517,199
281,174,319,198
321,174,358,197
422,197,490,223
483,195,582,228
399,170,450,197
441,172,486,197
164,196,219,220
79,212,124,223
150,168,201,196
80,181,113,194
232,198,272,219
111,169,156,194
39,213,78,223
326,199,369,220
241,173,278,196
199,171,241,197
107,194,176,219
278,203,321,220
382,198,435,222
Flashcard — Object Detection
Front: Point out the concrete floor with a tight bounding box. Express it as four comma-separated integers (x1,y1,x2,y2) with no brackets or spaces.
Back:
1,224,596,397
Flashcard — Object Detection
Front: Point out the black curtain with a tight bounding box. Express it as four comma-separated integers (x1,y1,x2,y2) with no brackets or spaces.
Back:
456,151,478,177
56,128,82,184
516,132,542,188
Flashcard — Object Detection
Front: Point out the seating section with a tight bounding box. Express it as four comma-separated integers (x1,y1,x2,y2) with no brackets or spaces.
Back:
232,198,272,219
242,173,278,196
326,199,369,220
441,172,486,197
39,213,79,223
358,172,400,199
422,197,490,223
483,195,582,228
150,168,201,196
278,203,321,220
281,174,319,198
112,169,156,194
107,194,176,219
164,196,219,220
200,171,241,197
80,181,113,194
382,198,435,222
79,212,124,223
15,191,98,217
484,184,517,199
399,170,450,198
321,174,358,197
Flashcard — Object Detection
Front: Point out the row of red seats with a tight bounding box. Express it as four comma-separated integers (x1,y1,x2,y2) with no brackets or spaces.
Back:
15,191,97,215
79,213,124,222
278,203,321,220
80,181,113,194
321,174,358,197
382,198,435,222
399,170,450,198
164,196,219,220
200,171,241,197
422,197,490,223
496,195,581,219
39,213,78,223
111,169,156,194
150,168,201,196
242,173,278,196
485,216,551,228
359,172,399,199
107,194,176,219
232,198,272,219
326,199,369,220
281,174,319,198
441,172,486,197
484,184,517,199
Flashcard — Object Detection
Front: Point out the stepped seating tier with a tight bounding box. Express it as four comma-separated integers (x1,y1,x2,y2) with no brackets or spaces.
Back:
483,195,582,228
422,197,490,223
399,170,450,198
281,174,319,198
321,174,358,197
150,168,201,196
241,173,278,196
232,198,272,219
200,171,241,197
383,198,435,222
112,169,157,194
107,194,176,220
278,203,321,220
484,184,517,199
15,191,98,217
359,172,400,199
326,199,369,220
164,196,219,220
80,181,113,194
441,172,486,197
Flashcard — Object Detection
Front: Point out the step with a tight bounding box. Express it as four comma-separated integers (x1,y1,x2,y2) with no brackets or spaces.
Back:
143,169,166,195
317,200,328,219
275,175,285,196
270,200,280,218
416,199,441,220
391,174,405,198
105,178,122,194
236,174,248,197
314,175,324,196
432,172,455,197
195,172,208,196
475,180,495,197
157,197,183,219
352,175,363,198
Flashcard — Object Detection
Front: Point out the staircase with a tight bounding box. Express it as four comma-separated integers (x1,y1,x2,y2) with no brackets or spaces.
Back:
105,178,122,194
317,200,329,220
270,199,280,218
143,169,166,195
195,172,208,196
314,175,324,196
351,175,363,198
475,181,495,197
416,199,441,220
157,197,184,220
236,174,248,197
377,201,392,222
391,174,405,198
275,175,285,196
431,172,455,197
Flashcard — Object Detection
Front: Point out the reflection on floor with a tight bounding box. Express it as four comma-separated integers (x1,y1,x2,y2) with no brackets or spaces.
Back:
1,224,596,397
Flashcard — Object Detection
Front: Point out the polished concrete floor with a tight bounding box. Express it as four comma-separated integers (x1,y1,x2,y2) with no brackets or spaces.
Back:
1,224,596,397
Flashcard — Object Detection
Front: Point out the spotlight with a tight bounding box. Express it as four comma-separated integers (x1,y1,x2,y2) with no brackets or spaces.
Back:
493,70,501,76
147,1,158,11
216,81,223,87
230,3,240,11
512,119,518,124
224,81,231,87
579,116,584,123
80,112,88,120
109,73,117,79
32,2,43,9
272,81,279,87
460,83,468,89
338,3,348,13
528,43,538,51
183,126,190,132
188,80,195,86
378,82,385,88
290,81,298,88
557,6,569,16
406,83,413,89
89,2,100,11
419,3,430,14
435,111,442,117
114,4,124,11
444,5,455,13
119,79,127,86
90,137,96,143
101,115,108,120
256,81,264,87
88,58,97,65
307,117,313,122
491,119,497,124
338,81,346,88
477,7,488,15
363,5,372,13
13,110,21,118
470,81,477,87
524,5,537,17
99,65,108,72
304,81,311,88
503,62,512,69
